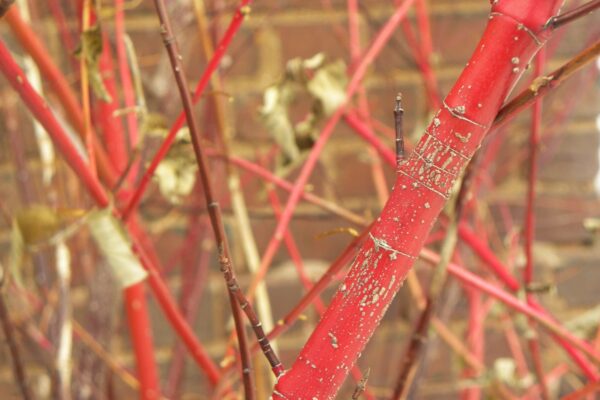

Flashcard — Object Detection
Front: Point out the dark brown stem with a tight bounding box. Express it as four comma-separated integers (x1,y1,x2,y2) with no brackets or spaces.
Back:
230,294,256,400
544,0,600,30
150,0,283,381
0,0,14,17
351,368,370,400
494,39,600,127
394,93,405,167
0,272,33,400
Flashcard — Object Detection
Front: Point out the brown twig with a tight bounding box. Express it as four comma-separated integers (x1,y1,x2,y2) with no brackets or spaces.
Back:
494,39,600,127
544,0,600,30
394,93,405,167
230,294,256,400
150,0,282,389
351,368,370,399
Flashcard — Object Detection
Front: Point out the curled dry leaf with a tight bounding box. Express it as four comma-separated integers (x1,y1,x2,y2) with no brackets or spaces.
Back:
260,53,347,165
153,128,197,204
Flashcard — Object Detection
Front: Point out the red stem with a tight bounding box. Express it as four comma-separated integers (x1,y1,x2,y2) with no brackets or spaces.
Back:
0,39,109,206
460,287,484,400
272,2,565,398
96,33,129,174
114,0,140,150
124,284,160,400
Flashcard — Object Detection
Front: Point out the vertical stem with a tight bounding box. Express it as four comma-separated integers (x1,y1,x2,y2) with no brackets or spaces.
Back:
124,284,161,400
122,0,252,220
79,0,97,177
114,0,140,150
394,94,405,166
192,1,279,390
230,294,256,400
150,0,282,382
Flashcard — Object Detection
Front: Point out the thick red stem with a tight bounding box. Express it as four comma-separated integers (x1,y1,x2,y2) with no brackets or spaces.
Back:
272,2,564,398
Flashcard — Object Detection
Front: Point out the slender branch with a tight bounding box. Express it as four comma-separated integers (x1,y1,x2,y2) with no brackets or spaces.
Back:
494,39,600,127
351,368,370,400
150,0,283,381
71,320,140,390
230,294,256,400
421,248,600,366
79,0,97,177
544,0,600,30
122,0,252,219
394,93,405,167
193,0,279,388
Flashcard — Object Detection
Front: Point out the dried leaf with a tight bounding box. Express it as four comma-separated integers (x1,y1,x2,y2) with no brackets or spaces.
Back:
259,53,347,166
75,24,112,102
16,205,61,245
154,128,197,204
307,59,347,115
88,209,147,288
260,86,299,161
10,206,86,288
